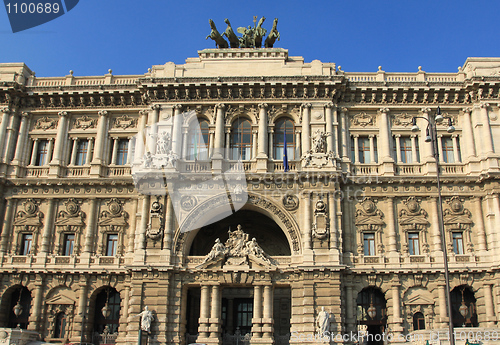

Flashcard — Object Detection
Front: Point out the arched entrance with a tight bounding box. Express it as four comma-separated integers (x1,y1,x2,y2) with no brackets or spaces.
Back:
2,286,32,329
451,285,478,327
356,287,387,345
189,209,291,256
91,287,121,345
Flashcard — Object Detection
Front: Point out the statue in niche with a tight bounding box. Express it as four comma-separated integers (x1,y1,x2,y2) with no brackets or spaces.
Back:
316,307,330,336
312,130,330,154
223,18,239,48
206,19,229,48
155,131,171,155
265,18,280,48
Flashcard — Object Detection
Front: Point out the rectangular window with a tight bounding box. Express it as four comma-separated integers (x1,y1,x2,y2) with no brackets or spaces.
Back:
106,234,118,256
351,136,377,164
20,234,32,255
116,139,129,165
35,140,49,166
400,137,413,163
452,232,464,254
63,234,75,256
363,233,375,256
75,139,89,166
442,137,455,163
408,232,420,255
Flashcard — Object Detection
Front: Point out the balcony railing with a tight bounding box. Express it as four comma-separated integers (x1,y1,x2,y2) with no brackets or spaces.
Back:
107,166,131,176
352,164,379,175
25,166,49,177
65,166,91,177
396,164,423,175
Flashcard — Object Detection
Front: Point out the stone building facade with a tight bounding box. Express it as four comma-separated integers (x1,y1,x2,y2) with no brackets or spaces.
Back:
0,49,499,344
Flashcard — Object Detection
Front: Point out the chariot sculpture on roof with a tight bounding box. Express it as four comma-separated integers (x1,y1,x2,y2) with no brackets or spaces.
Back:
206,16,280,49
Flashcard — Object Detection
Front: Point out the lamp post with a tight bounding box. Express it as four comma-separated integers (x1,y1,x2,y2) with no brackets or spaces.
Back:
412,106,455,345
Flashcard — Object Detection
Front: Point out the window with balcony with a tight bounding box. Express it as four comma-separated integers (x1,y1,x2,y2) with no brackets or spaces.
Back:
274,118,295,160
187,119,210,160
62,233,75,256
351,136,377,164
363,233,375,256
408,232,420,255
116,139,129,165
452,231,464,254
75,139,89,166
230,118,252,160
35,140,49,166
106,234,118,256
20,234,32,255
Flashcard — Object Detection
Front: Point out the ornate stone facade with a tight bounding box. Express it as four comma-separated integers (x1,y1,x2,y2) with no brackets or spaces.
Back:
0,50,499,345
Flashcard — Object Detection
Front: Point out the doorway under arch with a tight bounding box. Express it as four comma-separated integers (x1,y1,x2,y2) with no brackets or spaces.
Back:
356,287,387,345
451,285,478,327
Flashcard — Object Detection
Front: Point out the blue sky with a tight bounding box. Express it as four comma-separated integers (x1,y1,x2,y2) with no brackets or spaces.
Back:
1,0,500,77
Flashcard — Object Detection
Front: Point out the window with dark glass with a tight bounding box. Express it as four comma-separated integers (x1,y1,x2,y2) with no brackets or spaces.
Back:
274,118,295,160
20,234,32,255
413,312,425,330
442,137,455,163
363,233,375,256
235,299,253,334
106,234,118,256
54,312,66,338
75,139,89,166
94,289,121,334
408,232,420,255
452,232,464,254
35,140,49,166
187,119,210,160
116,139,129,165
63,234,75,256
230,119,252,160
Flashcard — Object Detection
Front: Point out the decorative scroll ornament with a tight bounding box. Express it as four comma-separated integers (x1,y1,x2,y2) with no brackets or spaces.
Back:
74,115,97,130
351,112,374,127
197,224,273,268
312,199,329,240
114,114,137,129
34,116,57,130
146,197,163,241
98,199,129,232
55,199,85,231
282,193,299,211
392,113,414,127
14,199,44,228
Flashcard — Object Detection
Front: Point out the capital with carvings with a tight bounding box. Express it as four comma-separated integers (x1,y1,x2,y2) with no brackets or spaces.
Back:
420,107,431,114
324,102,334,109
97,110,108,117
139,110,148,116
480,102,490,109
1,107,10,115
301,103,312,109
58,111,68,117
258,103,268,109
173,104,183,110
462,107,472,114
21,111,30,118
150,104,161,111
216,103,225,110
339,107,348,114
378,107,390,114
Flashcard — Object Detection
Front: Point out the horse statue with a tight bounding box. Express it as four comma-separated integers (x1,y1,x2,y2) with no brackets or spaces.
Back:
206,19,229,48
223,18,239,48
253,16,267,48
264,18,280,48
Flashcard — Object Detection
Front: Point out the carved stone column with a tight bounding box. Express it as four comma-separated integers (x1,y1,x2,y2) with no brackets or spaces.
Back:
92,110,108,164
0,107,11,163
301,103,311,154
85,138,93,165
252,285,263,339
209,284,221,340
257,103,268,158
163,195,174,252
386,197,398,260
391,281,403,334
429,197,443,256
50,111,69,172
172,104,183,157
472,197,487,252
479,103,494,155
70,138,79,166
303,192,312,251
40,199,56,254
213,103,225,159
11,111,30,168
345,283,355,333
136,195,150,254
420,107,434,163
369,135,376,163
262,284,274,342
74,278,89,341
378,107,393,162
83,198,98,255
197,285,211,341
134,110,149,164
484,283,496,326
0,198,15,254
27,276,44,332
437,283,448,326
29,139,39,166
461,108,476,159
325,102,334,154
340,107,349,161
110,137,119,165
150,104,161,125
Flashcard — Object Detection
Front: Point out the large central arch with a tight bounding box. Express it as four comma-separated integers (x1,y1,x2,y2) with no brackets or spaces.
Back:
173,192,302,256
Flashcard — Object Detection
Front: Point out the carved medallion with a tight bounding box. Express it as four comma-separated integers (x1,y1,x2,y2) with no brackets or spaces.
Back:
180,195,197,211
282,194,299,211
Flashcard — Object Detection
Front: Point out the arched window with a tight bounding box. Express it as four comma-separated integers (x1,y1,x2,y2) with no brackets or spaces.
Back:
54,312,67,338
187,119,210,160
451,285,478,327
230,119,252,160
94,288,121,334
274,118,295,160
413,312,425,330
